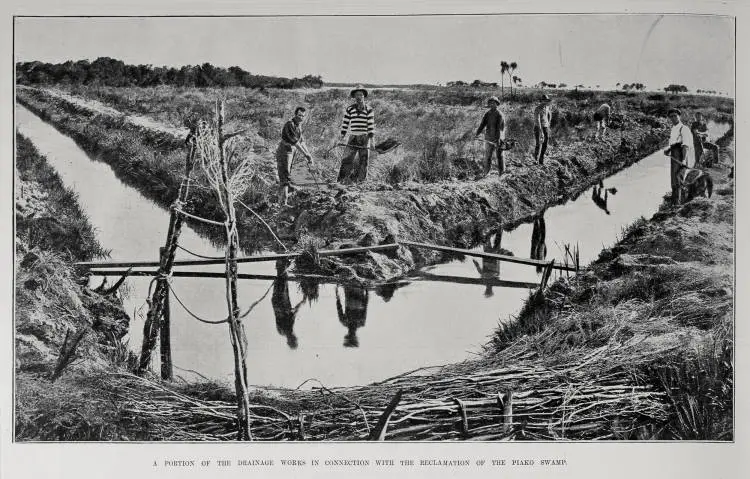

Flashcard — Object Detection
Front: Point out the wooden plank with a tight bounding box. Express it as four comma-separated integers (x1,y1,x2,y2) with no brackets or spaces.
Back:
76,243,399,269
410,271,539,289
88,269,348,284
88,269,539,290
400,240,577,272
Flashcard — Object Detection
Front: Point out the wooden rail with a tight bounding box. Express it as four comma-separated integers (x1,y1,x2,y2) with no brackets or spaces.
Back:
400,240,578,272
88,269,540,289
78,240,578,274
75,244,399,269
409,271,539,289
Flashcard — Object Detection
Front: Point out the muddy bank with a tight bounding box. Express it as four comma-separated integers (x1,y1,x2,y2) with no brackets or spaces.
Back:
17,86,670,282
15,133,134,439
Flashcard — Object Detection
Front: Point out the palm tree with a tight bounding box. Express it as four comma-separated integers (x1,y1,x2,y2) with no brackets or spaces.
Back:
509,62,517,96
500,61,509,97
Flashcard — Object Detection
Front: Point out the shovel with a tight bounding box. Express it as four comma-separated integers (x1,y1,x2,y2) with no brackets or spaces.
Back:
333,137,402,154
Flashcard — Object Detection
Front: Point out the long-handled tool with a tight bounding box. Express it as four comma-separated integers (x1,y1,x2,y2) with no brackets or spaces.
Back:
330,137,402,155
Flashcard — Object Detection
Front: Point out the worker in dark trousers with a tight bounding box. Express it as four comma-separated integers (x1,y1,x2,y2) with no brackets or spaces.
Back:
337,85,375,183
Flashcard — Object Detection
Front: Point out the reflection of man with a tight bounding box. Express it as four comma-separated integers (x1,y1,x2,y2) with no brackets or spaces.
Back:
530,215,547,273
272,260,304,349
591,182,611,215
473,231,502,297
336,285,369,347
337,85,375,183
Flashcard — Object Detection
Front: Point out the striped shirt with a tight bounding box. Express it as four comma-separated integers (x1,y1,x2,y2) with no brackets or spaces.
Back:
340,103,375,137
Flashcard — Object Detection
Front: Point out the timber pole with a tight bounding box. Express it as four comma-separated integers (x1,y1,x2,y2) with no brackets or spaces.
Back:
159,247,174,381
216,101,253,441
137,132,197,375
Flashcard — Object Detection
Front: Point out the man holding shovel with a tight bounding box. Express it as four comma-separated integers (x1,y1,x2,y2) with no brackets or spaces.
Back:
276,107,314,206
663,108,694,204
475,96,506,178
337,85,375,183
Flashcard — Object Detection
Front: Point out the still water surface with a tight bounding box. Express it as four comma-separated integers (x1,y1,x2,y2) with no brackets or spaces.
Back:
16,104,727,388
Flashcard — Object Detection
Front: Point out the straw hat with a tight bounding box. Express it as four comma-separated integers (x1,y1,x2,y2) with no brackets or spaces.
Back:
350,85,369,98
487,96,500,106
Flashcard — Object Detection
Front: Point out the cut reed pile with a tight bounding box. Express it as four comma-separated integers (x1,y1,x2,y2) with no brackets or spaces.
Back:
105,338,669,441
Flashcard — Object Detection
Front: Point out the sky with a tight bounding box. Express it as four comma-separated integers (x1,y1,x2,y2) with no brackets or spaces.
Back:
14,15,735,93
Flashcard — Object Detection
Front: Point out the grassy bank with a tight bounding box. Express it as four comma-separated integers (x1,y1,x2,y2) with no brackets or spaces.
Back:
17,85,725,282
15,133,134,440
490,130,735,439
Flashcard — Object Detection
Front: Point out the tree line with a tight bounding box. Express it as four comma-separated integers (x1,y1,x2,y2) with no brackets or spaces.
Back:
16,57,324,89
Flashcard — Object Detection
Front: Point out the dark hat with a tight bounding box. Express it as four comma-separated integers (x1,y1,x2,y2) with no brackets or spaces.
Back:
541,94,552,102
350,85,368,98
487,96,501,106
667,108,682,116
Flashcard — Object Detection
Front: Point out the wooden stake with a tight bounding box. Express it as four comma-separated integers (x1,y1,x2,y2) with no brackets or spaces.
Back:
159,248,174,382
369,390,403,441
216,100,252,441
503,390,514,434
137,133,197,375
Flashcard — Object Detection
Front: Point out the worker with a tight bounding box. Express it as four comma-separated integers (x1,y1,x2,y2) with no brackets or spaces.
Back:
276,107,313,206
534,94,553,164
475,96,506,178
663,108,694,204
593,103,611,140
690,112,719,167
337,85,375,183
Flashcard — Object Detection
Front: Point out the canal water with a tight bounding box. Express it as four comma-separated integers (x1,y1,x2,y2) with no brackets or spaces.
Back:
16,104,728,388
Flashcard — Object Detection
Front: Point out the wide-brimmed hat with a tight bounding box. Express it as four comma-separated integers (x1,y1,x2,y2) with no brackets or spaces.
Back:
541,94,552,102
667,108,682,116
487,96,500,106
350,85,368,98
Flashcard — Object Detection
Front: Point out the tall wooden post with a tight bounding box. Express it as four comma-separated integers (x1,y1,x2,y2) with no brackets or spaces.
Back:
159,246,174,381
138,135,197,375
216,101,253,440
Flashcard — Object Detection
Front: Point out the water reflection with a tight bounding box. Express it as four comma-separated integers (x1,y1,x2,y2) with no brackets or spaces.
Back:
375,282,407,302
298,277,320,305
530,214,548,273
336,285,369,347
591,181,618,215
472,230,503,297
271,259,304,349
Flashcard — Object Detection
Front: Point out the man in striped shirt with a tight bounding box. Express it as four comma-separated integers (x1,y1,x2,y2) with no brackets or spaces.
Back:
337,85,375,183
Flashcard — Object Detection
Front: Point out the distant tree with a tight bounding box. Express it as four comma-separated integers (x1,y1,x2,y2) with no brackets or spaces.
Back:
512,76,522,88
558,83,567,88
500,61,509,97
508,61,517,96
472,79,483,87
664,84,688,94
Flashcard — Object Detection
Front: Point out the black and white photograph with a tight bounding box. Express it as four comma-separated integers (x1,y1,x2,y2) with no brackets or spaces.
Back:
5,3,747,478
